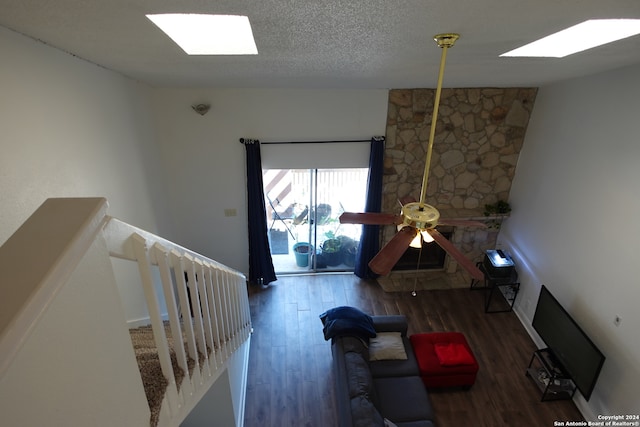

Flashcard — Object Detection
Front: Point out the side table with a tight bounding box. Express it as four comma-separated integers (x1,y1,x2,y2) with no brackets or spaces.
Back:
470,262,520,313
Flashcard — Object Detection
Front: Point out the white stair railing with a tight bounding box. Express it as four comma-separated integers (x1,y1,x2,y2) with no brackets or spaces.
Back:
106,217,252,426
0,198,251,427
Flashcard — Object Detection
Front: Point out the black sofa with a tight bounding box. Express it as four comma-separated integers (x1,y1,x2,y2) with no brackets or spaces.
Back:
327,311,436,427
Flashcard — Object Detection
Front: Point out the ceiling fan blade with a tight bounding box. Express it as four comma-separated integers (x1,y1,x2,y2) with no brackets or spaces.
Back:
438,219,487,228
339,212,403,225
368,226,416,276
426,228,484,281
398,195,417,206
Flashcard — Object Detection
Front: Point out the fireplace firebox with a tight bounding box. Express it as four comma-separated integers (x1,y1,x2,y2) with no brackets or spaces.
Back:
392,231,452,271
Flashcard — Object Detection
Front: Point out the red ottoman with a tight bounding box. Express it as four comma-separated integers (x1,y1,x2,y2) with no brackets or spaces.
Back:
410,332,479,389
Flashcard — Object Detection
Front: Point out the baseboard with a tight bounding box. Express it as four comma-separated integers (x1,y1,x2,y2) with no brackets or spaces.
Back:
513,304,543,347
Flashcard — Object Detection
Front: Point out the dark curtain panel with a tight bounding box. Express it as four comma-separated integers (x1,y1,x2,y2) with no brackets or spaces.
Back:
242,139,277,286
354,136,385,278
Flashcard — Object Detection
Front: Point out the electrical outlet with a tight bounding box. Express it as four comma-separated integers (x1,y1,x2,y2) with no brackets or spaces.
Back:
613,316,622,327
224,208,237,217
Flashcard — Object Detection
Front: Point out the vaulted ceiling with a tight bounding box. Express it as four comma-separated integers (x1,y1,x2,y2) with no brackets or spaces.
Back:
1,0,639,88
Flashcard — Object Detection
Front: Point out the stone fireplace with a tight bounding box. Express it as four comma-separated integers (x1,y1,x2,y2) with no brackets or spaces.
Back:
378,87,537,291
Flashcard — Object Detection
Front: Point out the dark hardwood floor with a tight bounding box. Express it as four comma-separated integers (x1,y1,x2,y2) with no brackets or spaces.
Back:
243,274,584,427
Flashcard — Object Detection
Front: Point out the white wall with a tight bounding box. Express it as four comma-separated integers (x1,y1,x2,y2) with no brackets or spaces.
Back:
0,26,170,242
150,88,389,274
0,225,150,427
0,26,171,322
499,62,640,417
0,23,387,329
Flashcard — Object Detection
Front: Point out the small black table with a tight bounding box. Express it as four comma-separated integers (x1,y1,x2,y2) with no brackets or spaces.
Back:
470,262,520,313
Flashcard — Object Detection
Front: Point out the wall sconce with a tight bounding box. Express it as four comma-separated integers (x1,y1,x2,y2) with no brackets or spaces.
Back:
192,103,211,116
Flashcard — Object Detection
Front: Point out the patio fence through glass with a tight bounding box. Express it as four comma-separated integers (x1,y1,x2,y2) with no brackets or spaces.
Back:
263,168,368,273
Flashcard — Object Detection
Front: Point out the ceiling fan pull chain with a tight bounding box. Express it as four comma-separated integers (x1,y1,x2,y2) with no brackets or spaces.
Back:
412,244,425,297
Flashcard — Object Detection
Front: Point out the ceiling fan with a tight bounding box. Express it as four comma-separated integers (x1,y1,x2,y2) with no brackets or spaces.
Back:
339,33,485,281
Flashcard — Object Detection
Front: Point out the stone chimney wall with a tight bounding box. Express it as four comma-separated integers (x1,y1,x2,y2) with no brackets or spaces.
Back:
384,87,537,214
379,87,537,284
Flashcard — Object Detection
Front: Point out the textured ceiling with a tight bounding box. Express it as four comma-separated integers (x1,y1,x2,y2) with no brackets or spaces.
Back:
1,0,640,88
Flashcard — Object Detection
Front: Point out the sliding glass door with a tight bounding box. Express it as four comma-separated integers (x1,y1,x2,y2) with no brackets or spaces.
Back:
263,168,367,273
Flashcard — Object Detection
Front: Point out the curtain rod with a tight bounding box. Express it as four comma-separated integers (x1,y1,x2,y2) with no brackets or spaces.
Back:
239,137,382,145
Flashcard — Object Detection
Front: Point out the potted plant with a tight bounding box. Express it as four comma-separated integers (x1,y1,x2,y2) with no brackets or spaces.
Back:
483,200,512,229
321,232,342,266
337,235,358,267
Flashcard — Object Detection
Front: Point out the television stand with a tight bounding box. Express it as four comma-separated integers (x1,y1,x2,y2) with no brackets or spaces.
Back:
526,348,577,401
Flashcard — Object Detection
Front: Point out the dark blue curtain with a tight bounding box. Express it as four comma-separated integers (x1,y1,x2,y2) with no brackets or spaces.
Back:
242,139,277,286
354,136,385,278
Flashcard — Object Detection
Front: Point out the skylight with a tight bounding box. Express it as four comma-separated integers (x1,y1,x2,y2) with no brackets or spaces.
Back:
500,19,640,58
146,14,258,55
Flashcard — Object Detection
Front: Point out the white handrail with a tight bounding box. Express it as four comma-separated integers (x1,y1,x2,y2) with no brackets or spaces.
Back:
0,198,110,377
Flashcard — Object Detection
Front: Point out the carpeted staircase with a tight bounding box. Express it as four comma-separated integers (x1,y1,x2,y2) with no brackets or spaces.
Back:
129,322,206,427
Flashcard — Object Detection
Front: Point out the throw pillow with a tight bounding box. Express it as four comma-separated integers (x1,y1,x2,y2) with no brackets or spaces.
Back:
369,332,407,361
434,342,476,366
319,306,377,341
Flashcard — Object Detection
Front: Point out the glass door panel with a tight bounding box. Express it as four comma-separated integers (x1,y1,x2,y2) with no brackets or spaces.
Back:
263,168,367,273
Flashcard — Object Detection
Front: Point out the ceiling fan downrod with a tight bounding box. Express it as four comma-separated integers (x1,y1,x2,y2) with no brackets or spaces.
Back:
419,33,459,205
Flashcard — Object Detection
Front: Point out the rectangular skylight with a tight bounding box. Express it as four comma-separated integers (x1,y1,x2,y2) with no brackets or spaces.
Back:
500,19,640,58
146,14,258,55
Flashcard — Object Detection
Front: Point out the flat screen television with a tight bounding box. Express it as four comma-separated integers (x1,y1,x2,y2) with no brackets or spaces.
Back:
532,285,605,400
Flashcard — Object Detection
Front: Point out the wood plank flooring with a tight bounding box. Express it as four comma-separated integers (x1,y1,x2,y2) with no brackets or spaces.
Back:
243,274,584,427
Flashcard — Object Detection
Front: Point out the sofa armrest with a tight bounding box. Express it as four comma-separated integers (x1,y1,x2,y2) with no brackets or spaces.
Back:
331,339,355,427
371,315,408,336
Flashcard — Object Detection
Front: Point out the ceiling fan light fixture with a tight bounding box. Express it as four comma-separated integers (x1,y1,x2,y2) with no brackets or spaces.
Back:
409,232,422,249
421,230,435,243
402,202,440,229
404,229,435,248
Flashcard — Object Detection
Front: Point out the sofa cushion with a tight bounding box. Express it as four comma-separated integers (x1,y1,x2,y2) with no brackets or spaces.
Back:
372,315,409,336
369,337,419,378
350,395,384,427
373,376,434,423
320,306,377,341
369,332,407,361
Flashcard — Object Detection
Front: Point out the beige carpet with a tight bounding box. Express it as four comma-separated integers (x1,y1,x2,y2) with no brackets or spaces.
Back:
129,321,203,427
